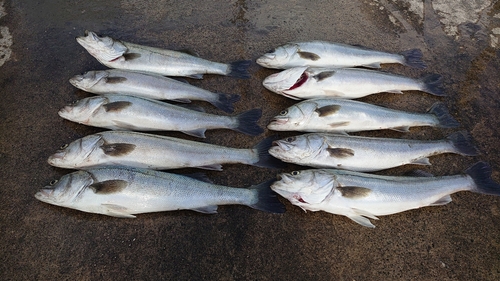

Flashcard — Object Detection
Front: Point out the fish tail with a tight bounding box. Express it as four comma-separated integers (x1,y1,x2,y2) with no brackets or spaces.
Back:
233,108,264,136
428,102,460,128
248,179,286,213
400,49,426,69
252,137,286,169
447,131,479,156
212,93,240,113
228,60,251,79
421,74,446,96
466,162,500,196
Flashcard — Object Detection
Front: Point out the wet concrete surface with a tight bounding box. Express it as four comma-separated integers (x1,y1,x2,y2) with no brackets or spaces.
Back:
1,0,499,280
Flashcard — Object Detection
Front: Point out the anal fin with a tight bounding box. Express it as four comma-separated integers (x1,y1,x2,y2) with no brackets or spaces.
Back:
192,205,218,214
429,195,452,206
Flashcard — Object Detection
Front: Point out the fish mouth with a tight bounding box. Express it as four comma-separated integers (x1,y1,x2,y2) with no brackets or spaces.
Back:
47,151,66,165
256,53,276,67
267,117,289,128
35,188,54,202
262,66,309,94
68,75,84,87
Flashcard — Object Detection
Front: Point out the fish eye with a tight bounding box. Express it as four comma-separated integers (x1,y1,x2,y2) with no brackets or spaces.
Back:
280,110,288,115
286,137,295,142
266,48,275,53
49,180,58,186
291,171,300,176
60,144,69,150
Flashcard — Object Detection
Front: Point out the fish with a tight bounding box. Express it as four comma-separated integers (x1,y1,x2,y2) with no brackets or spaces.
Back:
267,98,459,133
76,30,251,79
35,167,286,217
269,131,478,172
271,162,500,227
48,131,283,171
58,94,263,138
69,69,240,113
256,41,426,69
262,66,445,100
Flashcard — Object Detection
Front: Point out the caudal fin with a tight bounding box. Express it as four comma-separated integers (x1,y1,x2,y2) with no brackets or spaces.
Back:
228,60,251,79
212,93,240,113
248,179,286,213
447,131,479,156
466,162,500,196
252,137,286,169
428,102,460,128
421,74,446,96
233,108,264,136
400,49,426,69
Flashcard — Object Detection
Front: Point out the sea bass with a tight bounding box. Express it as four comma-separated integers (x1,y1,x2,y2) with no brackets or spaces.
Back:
48,131,283,171
267,98,459,133
58,94,263,138
269,132,478,172
35,167,285,217
76,30,250,79
257,41,426,69
262,67,444,100
271,162,500,227
69,69,240,113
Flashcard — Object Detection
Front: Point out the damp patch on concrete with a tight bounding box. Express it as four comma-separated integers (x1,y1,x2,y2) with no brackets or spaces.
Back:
0,1,12,67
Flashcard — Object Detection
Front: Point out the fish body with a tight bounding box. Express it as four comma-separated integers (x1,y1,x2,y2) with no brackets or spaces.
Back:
267,98,459,133
269,132,478,172
48,131,282,171
69,69,240,113
271,162,500,227
256,41,425,69
262,67,444,100
76,31,250,79
35,167,285,217
58,94,263,138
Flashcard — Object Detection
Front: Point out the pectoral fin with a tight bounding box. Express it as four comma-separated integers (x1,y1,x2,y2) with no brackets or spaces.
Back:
101,143,136,156
101,203,136,218
297,51,320,61
123,53,141,60
103,101,132,112
315,105,341,117
327,147,354,158
105,77,128,84
314,71,335,81
90,180,128,194
337,186,371,198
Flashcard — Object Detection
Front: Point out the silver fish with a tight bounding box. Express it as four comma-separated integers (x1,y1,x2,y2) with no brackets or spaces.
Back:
267,98,459,133
58,94,263,138
35,167,285,217
271,162,500,227
69,69,240,113
76,30,250,79
48,131,282,171
269,132,478,172
262,67,444,100
257,41,425,69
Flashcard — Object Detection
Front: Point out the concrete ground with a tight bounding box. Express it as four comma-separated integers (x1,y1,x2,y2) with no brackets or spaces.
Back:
1,0,499,280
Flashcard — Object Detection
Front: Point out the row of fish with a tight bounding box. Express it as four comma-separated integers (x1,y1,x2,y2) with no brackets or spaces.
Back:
36,33,500,228
256,41,500,227
37,31,287,216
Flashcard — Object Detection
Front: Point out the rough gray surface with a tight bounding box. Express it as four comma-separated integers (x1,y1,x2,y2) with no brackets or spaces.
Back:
1,0,499,280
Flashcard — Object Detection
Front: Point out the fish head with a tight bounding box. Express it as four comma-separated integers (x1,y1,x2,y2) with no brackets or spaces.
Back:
35,170,94,207
256,44,298,69
69,71,108,90
271,170,334,211
262,66,309,98
76,30,127,62
48,134,104,169
269,134,322,162
267,101,316,131
58,96,108,124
